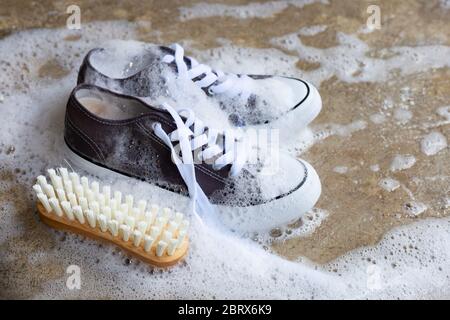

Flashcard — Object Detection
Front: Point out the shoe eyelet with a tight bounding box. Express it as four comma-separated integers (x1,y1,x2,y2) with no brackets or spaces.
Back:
207,87,215,95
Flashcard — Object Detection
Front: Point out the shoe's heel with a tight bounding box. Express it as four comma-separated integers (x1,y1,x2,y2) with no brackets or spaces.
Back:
63,142,119,181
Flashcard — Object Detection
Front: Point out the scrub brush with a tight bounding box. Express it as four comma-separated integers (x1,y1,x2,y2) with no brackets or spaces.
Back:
33,168,189,267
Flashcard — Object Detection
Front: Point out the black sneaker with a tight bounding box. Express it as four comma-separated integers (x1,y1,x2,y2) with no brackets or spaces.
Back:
64,84,322,231
77,41,322,136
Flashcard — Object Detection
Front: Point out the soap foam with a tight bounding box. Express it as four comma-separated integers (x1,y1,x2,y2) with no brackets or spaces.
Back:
1,22,450,299
420,131,447,156
378,178,400,192
270,30,450,85
390,154,416,172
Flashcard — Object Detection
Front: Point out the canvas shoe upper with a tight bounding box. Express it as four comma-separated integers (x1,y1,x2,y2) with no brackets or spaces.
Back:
64,84,321,231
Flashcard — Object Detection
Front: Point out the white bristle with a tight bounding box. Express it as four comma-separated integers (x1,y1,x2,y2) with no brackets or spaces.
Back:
155,217,165,228
162,207,171,218
68,192,78,207
144,236,155,252
98,214,107,232
178,226,188,238
91,181,99,198
49,197,63,217
150,226,160,239
75,185,84,200
47,169,59,188
120,225,131,242
167,221,178,233
86,210,96,228
63,179,73,194
125,216,135,230
37,175,48,190
138,200,147,214
103,186,111,206
144,211,155,227
37,193,52,213
120,203,128,216
125,195,133,215
85,189,94,203
137,221,147,234
53,175,63,190
162,230,172,243
108,220,119,237
61,201,75,220
91,201,100,215
97,194,105,208
102,206,111,220
132,208,141,221
56,188,67,202
79,197,88,211
114,191,122,205
162,216,170,226
81,176,89,194
156,241,168,257
175,212,184,224
33,184,43,195
73,206,85,224
114,211,124,224
133,230,143,247
69,172,80,188
177,230,187,247
150,204,159,215
110,198,117,211
44,184,56,199
167,238,178,256
59,168,69,183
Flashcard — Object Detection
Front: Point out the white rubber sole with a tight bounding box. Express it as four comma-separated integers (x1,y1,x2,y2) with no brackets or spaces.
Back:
63,143,321,232
214,159,321,232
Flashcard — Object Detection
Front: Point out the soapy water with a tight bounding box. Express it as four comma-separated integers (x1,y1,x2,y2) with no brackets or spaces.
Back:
1,21,450,298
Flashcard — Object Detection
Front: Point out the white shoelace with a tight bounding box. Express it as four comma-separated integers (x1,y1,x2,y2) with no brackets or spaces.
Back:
152,102,246,219
162,43,245,95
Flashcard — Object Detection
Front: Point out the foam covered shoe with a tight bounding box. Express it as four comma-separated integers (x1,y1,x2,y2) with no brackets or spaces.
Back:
64,84,322,231
77,41,322,136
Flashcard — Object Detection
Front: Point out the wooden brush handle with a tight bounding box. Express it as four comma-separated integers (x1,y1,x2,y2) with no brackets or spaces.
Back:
37,202,189,267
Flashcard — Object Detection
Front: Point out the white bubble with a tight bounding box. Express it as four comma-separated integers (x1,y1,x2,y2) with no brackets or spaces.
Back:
420,132,447,156
390,154,416,172
333,166,348,174
378,178,400,192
